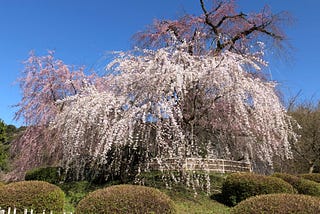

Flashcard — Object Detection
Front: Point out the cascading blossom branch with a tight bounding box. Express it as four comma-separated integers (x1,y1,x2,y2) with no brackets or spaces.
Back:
53,43,296,178
108,44,296,159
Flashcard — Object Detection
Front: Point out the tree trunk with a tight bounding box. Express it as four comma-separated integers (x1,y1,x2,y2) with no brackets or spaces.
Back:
309,162,316,174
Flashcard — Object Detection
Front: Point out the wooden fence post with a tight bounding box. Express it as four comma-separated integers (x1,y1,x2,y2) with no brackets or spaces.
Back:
222,159,225,173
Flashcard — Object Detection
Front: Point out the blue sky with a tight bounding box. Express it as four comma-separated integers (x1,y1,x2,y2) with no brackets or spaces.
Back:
0,0,319,126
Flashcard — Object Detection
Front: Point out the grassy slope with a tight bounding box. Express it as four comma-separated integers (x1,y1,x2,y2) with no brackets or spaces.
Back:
60,172,231,213
168,191,230,214
175,198,230,214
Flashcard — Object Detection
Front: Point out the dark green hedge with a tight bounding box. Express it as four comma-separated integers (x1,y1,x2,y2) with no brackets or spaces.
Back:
25,166,64,184
272,173,320,197
231,193,320,214
299,173,320,183
221,172,295,206
75,184,176,214
0,181,65,213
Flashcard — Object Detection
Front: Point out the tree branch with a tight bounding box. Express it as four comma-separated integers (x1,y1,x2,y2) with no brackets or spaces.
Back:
215,13,247,29
216,23,284,53
200,0,222,49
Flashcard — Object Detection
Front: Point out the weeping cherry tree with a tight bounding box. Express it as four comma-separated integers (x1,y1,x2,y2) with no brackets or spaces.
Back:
52,41,296,182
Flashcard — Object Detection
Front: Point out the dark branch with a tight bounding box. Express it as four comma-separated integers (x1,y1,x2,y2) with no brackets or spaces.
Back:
200,0,222,49
215,13,247,29
216,23,284,53
200,0,209,15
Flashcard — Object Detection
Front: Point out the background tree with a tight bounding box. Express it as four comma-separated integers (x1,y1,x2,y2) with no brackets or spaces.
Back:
0,121,24,174
0,120,7,144
0,119,8,172
5,125,23,144
288,102,320,173
0,143,8,172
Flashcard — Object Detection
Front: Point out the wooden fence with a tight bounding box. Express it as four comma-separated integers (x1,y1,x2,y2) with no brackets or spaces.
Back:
0,207,72,214
147,158,252,173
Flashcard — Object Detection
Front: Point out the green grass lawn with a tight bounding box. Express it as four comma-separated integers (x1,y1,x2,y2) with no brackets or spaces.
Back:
175,198,230,214
167,190,230,214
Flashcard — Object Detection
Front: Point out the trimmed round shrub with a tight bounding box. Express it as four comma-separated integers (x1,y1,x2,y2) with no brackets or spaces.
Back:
25,166,64,184
75,184,176,214
299,173,320,183
272,173,320,196
231,193,320,214
0,181,65,212
221,172,295,206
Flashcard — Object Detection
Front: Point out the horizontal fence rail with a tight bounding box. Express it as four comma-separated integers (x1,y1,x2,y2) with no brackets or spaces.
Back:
0,207,72,214
147,158,252,173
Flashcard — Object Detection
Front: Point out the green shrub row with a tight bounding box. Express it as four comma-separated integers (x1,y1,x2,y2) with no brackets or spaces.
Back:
299,173,320,183
272,173,320,197
16,167,320,213
25,166,64,184
0,181,175,214
219,172,295,206
8,171,320,213
231,193,320,214
217,172,320,208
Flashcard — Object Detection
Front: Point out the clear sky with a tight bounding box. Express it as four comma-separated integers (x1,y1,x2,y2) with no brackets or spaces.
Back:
0,0,319,126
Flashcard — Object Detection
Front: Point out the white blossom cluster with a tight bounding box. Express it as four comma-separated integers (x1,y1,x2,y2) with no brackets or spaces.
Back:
52,43,296,178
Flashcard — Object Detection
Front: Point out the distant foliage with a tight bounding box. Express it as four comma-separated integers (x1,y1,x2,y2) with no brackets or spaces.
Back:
0,120,7,144
231,193,320,214
288,103,320,173
0,121,22,173
75,184,176,214
220,172,295,206
6,125,24,144
0,143,9,172
273,173,320,197
0,120,9,172
0,181,65,213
